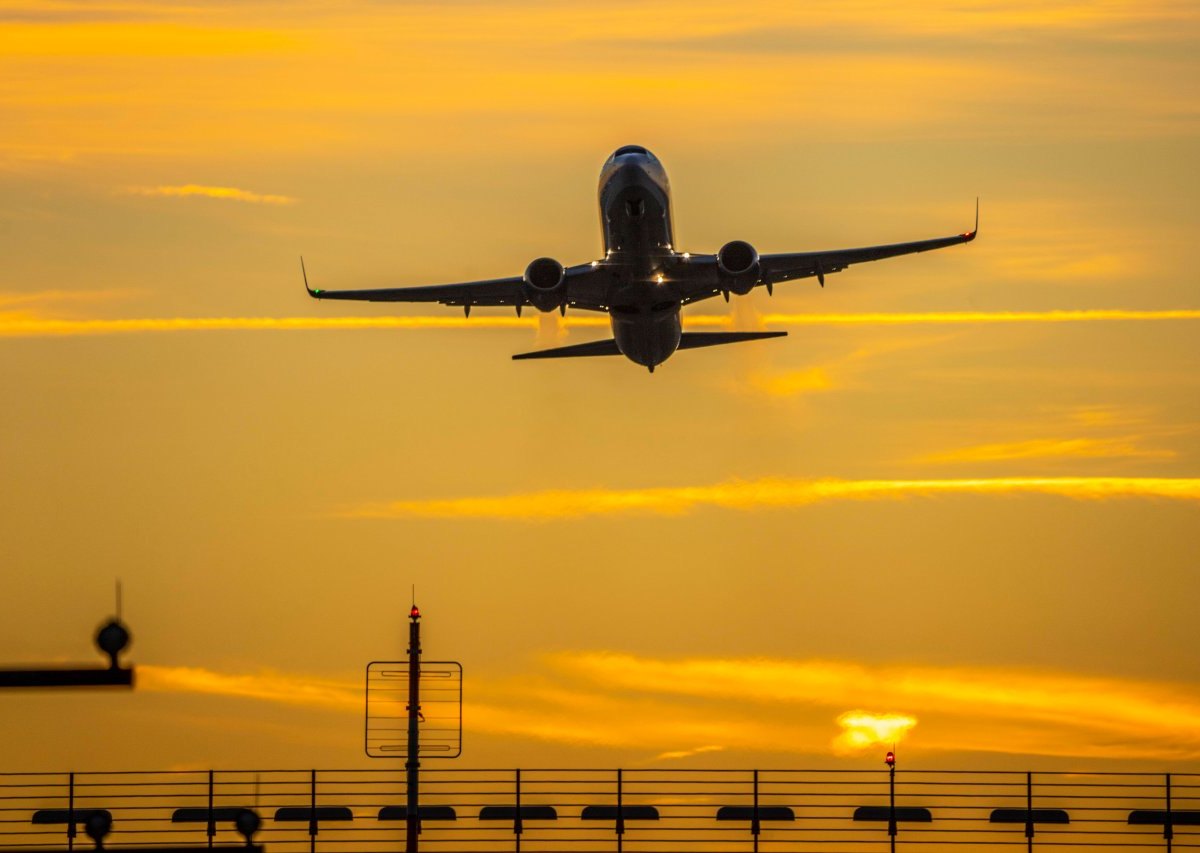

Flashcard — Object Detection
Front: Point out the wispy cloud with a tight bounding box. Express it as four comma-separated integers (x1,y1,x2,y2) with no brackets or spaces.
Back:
535,652,1200,760
756,310,1200,326
139,664,358,711
0,289,137,317
127,184,296,204
2,309,1197,338
924,437,1177,463
744,366,836,397
340,476,1200,521
654,745,725,762
138,654,1200,761
0,315,546,336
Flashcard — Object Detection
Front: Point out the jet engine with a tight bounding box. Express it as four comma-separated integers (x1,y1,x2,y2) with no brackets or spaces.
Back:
716,240,760,295
522,257,567,312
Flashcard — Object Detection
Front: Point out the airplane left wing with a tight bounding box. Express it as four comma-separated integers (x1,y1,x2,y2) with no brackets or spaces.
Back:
303,260,610,313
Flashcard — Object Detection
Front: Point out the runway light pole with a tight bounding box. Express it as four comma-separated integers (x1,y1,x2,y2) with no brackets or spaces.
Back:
885,749,897,853
406,604,422,853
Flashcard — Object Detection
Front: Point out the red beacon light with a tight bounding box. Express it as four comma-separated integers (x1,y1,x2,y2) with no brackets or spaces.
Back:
885,751,896,767
410,604,421,619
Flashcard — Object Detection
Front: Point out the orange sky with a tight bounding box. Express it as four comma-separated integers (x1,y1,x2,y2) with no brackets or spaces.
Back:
1,0,1198,773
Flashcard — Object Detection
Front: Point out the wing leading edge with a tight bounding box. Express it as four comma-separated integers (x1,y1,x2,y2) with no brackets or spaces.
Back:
302,259,609,314
678,200,978,304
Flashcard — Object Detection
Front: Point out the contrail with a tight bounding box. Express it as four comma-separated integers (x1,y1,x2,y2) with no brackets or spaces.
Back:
1,309,1197,338
0,315,551,336
342,476,1200,520
126,185,296,205
758,309,1200,326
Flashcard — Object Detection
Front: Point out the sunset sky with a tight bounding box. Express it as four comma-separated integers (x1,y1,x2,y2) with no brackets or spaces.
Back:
2,0,1199,773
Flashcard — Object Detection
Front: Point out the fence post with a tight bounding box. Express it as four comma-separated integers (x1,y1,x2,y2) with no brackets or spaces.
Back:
1165,773,1173,852
616,769,624,853
751,769,760,853
67,772,75,852
309,769,317,853
208,769,215,848
514,769,523,853
1025,772,1034,853
887,758,897,853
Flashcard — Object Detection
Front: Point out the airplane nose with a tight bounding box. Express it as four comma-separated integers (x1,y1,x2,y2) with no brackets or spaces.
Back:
609,161,648,190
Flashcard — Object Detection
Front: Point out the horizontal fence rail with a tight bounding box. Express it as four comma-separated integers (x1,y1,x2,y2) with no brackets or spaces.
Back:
0,768,1196,851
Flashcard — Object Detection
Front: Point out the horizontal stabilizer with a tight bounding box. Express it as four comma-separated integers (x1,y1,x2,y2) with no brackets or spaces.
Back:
676,330,787,350
512,339,622,360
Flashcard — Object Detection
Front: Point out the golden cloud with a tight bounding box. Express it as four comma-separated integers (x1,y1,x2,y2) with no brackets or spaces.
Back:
139,664,358,712
127,184,296,204
746,366,835,397
3,309,1196,338
758,309,1200,326
654,745,725,761
341,476,1200,521
139,653,1200,761
0,315,541,336
924,437,1177,463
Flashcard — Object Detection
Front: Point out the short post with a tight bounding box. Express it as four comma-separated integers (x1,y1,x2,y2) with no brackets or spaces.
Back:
885,750,897,853
207,770,216,848
616,769,624,853
67,772,76,852
514,769,523,853
1165,773,1174,852
309,769,317,853
751,769,760,853
406,605,422,853
1025,772,1034,853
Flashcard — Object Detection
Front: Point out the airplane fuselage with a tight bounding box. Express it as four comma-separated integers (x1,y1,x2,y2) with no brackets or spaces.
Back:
596,146,683,371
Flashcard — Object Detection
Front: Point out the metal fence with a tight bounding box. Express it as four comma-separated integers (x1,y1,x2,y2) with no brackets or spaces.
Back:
1,768,1197,851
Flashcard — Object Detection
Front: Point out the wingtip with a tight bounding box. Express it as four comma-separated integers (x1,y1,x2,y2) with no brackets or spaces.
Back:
300,256,322,297
962,197,979,241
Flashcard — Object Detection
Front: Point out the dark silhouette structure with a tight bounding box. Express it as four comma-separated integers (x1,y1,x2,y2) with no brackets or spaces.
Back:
305,146,977,371
0,615,133,688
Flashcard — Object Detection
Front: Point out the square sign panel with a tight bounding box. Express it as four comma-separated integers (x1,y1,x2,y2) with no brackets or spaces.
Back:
365,661,462,758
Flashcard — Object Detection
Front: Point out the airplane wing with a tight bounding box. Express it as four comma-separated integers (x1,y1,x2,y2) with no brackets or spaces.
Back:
678,203,977,304
303,260,609,313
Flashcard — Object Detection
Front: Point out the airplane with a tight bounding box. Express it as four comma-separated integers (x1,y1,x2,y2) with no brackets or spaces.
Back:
304,145,977,372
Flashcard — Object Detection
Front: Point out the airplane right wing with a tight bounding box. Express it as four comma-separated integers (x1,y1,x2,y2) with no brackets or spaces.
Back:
759,227,977,288
676,202,977,304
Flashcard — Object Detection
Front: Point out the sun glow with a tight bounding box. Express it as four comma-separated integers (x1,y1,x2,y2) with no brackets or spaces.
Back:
833,711,918,754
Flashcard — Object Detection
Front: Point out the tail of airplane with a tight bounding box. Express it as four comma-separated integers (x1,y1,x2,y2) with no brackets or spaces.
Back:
675,331,787,350
512,330,787,360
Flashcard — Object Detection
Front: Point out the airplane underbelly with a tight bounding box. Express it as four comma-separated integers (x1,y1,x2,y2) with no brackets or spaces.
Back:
612,311,682,369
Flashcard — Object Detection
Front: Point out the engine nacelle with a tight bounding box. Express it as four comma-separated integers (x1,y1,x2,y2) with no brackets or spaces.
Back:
716,240,760,296
522,257,566,312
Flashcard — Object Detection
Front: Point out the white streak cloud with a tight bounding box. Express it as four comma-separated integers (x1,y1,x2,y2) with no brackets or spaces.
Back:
341,477,1200,521
1,309,1198,338
127,184,296,204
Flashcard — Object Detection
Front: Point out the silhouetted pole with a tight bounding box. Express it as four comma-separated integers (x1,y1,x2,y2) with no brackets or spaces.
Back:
885,750,896,853
1026,772,1034,853
406,604,422,853
1166,773,1173,853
